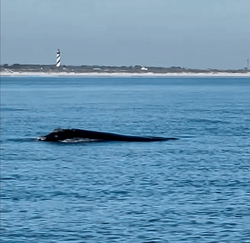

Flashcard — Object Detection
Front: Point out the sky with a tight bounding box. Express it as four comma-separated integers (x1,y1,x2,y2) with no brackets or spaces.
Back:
1,0,250,69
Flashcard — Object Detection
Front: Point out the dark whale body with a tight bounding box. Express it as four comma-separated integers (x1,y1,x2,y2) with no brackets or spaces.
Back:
37,128,177,142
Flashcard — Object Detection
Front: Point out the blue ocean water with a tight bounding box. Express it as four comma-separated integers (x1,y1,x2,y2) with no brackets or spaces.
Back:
1,76,250,243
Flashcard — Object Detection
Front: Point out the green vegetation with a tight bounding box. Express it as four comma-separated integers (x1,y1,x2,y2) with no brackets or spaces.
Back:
0,64,248,74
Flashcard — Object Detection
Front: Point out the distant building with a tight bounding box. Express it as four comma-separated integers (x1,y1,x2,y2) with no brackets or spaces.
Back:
141,67,148,71
56,49,61,67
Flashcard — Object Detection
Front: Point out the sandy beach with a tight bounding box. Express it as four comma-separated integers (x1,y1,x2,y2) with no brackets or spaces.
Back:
1,71,250,77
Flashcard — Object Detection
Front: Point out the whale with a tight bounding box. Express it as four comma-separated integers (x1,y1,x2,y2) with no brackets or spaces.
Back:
37,128,177,142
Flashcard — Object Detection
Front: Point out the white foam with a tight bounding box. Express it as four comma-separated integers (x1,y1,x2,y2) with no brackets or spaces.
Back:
60,138,101,143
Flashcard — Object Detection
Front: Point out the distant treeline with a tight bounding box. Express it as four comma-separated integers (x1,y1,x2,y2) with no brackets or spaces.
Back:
1,63,248,73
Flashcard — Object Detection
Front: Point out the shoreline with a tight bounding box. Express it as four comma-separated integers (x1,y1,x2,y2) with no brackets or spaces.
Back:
1,71,250,77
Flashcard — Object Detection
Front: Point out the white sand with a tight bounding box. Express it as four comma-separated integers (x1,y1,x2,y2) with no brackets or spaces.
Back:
1,71,250,77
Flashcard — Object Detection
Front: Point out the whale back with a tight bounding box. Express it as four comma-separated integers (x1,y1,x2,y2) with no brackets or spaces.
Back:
37,128,177,142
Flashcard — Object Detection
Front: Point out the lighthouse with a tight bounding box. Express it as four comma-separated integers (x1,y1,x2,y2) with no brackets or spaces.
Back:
56,49,61,67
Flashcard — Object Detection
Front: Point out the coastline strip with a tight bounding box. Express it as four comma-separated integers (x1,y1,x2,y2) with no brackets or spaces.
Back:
1,71,250,77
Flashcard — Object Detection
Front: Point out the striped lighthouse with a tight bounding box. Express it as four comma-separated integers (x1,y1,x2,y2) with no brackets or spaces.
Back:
56,49,61,67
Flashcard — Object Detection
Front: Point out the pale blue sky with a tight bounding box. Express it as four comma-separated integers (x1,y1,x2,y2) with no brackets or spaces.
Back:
1,0,250,69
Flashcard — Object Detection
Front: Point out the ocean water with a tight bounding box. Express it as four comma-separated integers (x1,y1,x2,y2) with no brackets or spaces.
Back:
1,76,250,243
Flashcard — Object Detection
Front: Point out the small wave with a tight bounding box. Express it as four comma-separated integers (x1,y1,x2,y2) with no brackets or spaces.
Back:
0,108,26,112
189,119,229,124
1,177,14,181
5,138,37,143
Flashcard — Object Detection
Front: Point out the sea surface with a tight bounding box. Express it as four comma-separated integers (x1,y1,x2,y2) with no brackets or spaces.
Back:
1,76,250,243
